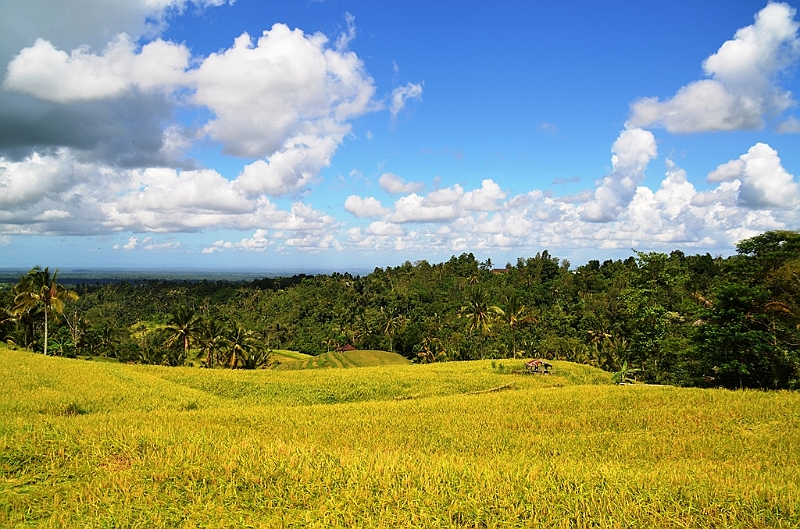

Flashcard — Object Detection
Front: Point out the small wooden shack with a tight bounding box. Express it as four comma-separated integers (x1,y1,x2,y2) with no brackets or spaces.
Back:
525,359,552,374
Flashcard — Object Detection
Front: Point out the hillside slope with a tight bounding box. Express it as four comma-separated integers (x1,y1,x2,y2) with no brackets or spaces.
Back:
275,349,412,370
0,346,607,412
269,349,312,365
3,345,798,528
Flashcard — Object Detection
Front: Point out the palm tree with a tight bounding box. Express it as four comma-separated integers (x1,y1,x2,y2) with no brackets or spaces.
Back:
381,307,404,353
13,266,78,355
223,323,270,369
491,294,535,358
588,330,629,371
458,289,494,359
417,335,447,363
238,345,271,370
224,322,256,369
0,302,27,347
197,318,227,368
344,320,367,349
165,306,200,363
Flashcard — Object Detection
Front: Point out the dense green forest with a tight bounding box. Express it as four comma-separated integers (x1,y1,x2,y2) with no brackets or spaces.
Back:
2,230,799,389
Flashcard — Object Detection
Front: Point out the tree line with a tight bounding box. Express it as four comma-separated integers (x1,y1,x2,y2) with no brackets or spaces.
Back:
2,230,799,389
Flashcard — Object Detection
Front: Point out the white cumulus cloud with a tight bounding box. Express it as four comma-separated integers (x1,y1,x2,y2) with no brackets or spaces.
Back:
378,172,425,194
187,22,377,196
235,133,341,196
629,2,800,133
708,142,800,208
463,180,507,211
2,12,381,200
390,193,460,223
344,196,389,217
114,236,138,250
204,229,273,253
0,149,344,237
367,221,405,236
3,35,190,102
581,128,657,222
191,24,375,159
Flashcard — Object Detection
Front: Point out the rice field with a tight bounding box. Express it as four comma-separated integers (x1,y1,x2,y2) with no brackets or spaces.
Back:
1,345,799,528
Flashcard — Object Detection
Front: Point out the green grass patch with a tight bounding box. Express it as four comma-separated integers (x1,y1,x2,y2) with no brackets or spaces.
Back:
77,355,120,363
276,349,412,370
269,349,312,364
280,349,311,359
1,344,799,528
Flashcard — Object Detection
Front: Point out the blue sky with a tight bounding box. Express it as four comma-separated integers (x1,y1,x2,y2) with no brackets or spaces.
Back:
1,0,799,271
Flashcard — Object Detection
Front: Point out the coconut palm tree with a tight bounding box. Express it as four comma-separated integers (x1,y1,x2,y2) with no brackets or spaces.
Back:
13,266,78,355
164,306,200,364
458,289,494,359
224,322,256,369
238,344,271,370
380,307,404,353
491,294,535,358
223,323,270,369
588,329,630,371
197,318,227,368
417,335,447,363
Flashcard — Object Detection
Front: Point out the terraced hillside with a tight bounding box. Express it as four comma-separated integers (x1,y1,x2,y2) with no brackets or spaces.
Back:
269,349,312,365
275,349,411,370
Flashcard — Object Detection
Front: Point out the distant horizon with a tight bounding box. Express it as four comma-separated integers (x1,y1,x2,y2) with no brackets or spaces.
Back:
0,265,378,281
0,239,741,281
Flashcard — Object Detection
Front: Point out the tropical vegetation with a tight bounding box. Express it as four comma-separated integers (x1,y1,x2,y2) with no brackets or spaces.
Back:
1,229,799,389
